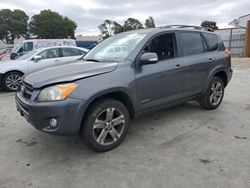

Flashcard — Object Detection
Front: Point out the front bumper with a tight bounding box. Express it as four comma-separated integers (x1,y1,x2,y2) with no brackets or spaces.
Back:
16,92,86,134
0,73,3,88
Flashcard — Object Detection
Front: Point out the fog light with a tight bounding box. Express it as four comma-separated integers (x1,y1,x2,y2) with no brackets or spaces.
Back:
50,118,58,128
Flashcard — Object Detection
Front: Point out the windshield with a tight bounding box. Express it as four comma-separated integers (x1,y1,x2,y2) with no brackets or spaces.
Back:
12,42,23,53
83,33,146,62
17,50,38,60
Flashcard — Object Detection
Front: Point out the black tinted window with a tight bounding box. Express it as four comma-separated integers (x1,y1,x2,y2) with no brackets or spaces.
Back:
204,33,219,51
18,42,33,53
143,33,176,61
180,32,204,56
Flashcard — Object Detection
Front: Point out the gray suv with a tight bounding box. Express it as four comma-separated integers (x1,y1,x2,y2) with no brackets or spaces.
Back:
16,26,233,152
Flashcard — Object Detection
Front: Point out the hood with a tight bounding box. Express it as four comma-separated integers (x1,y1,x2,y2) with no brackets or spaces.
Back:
24,61,118,88
0,59,25,66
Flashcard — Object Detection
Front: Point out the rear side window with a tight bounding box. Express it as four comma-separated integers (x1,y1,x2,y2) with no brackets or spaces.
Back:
203,33,219,51
62,48,85,57
179,32,204,56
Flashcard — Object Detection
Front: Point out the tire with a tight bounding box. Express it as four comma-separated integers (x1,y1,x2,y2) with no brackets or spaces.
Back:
80,98,130,152
199,76,225,110
2,72,23,92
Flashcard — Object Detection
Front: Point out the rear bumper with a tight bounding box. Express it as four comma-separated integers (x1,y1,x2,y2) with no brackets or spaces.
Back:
15,92,87,134
227,68,233,84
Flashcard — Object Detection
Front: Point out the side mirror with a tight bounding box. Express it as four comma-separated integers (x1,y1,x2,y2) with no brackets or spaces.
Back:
32,55,42,62
10,53,19,60
140,52,158,65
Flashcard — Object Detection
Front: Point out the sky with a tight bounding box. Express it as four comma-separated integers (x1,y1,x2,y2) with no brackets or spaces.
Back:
0,0,249,36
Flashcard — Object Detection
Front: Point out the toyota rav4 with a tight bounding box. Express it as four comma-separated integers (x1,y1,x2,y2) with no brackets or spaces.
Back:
16,26,233,152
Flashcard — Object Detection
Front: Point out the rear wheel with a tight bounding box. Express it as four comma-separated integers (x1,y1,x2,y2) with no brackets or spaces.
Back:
80,98,130,152
199,76,225,110
2,72,23,92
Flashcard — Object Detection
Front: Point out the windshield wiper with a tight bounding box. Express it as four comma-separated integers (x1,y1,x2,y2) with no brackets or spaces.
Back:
83,59,100,62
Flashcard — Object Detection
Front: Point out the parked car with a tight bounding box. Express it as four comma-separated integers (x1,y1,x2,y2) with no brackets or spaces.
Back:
2,39,77,61
16,26,233,152
0,46,88,91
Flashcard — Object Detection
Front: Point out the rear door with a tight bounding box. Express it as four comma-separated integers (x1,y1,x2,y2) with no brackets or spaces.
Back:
178,31,213,97
60,47,86,64
135,32,185,111
203,33,224,67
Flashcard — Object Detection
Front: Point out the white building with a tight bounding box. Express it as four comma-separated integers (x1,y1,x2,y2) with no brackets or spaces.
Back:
75,35,102,42
215,14,250,57
229,14,250,28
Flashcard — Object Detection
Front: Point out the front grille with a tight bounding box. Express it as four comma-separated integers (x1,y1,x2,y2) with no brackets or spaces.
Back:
16,97,29,114
20,81,33,100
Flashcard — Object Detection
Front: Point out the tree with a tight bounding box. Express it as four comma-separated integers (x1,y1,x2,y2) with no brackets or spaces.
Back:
98,17,148,38
0,9,29,44
98,20,113,39
29,9,77,39
113,22,123,34
201,20,218,30
98,20,123,39
123,18,144,31
145,16,155,28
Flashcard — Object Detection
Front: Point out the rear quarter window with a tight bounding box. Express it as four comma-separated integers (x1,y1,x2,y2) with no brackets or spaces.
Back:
62,48,84,57
179,32,204,56
203,33,219,51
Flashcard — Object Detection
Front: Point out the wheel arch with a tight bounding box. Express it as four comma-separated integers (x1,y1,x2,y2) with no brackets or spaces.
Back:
1,70,24,84
0,70,24,91
202,67,228,95
213,71,227,87
76,88,137,133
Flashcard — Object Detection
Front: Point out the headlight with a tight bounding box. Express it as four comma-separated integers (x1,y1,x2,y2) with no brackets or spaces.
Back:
38,83,78,102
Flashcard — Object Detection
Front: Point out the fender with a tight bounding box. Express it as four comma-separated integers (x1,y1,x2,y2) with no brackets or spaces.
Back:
71,87,137,133
201,65,227,95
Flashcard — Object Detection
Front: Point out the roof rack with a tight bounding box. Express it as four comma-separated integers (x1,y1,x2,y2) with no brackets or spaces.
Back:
159,25,214,32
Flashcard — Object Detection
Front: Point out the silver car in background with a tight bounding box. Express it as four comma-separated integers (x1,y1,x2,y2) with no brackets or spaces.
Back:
0,46,88,91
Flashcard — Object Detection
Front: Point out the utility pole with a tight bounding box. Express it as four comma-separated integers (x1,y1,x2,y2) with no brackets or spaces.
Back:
244,20,250,57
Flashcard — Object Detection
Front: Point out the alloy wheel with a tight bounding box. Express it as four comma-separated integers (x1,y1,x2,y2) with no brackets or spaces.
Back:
209,81,223,106
92,107,125,145
5,74,22,91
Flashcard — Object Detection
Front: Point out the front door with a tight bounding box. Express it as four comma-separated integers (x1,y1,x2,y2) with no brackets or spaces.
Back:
28,48,60,73
135,33,185,111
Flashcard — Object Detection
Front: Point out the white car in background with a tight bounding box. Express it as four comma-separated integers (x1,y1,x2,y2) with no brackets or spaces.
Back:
0,46,88,91
1,39,77,61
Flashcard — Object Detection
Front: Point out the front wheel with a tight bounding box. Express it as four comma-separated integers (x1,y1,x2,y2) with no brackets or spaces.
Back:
80,98,130,152
199,77,225,110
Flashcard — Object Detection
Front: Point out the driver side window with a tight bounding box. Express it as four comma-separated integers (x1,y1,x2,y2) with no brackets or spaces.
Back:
38,48,59,59
143,33,176,61
18,42,33,53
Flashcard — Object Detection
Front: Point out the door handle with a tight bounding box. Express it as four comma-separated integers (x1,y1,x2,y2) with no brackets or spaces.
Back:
209,58,214,62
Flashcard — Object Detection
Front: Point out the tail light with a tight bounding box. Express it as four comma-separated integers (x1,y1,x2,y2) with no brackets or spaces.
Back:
224,49,232,67
224,49,232,57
